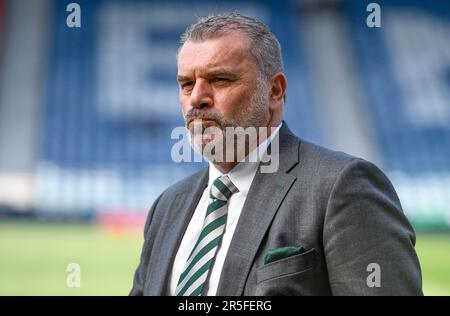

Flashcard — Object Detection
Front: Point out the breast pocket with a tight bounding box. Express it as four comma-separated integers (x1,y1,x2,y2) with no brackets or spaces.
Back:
255,248,317,295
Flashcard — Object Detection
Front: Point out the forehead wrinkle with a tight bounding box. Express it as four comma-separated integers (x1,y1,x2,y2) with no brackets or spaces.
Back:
177,35,250,75
178,53,248,80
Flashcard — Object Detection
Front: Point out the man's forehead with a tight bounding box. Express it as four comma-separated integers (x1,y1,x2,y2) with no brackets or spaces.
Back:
177,35,250,72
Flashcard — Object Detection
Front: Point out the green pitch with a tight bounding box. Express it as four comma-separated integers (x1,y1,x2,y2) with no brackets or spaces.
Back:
415,233,450,295
0,221,449,295
0,221,142,295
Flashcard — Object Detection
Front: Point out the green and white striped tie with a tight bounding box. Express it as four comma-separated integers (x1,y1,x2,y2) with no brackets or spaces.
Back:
176,175,238,296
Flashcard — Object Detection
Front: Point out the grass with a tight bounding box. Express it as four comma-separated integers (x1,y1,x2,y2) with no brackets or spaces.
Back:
0,221,142,295
415,233,450,295
0,221,449,295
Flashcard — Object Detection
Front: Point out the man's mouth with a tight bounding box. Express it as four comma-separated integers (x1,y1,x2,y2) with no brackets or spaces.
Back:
188,118,218,131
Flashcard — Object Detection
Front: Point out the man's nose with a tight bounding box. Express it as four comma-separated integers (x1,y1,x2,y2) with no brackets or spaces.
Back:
190,79,213,109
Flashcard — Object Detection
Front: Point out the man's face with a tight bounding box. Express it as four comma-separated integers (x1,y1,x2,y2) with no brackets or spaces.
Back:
177,33,270,157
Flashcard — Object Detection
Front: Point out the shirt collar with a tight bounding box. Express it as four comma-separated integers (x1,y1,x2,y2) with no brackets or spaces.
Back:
208,122,283,195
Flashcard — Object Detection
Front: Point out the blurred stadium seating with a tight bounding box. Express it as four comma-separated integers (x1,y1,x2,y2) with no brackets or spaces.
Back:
25,0,449,230
346,0,450,230
2,0,321,222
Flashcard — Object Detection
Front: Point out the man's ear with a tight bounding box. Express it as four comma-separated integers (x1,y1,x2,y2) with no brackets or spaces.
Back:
269,72,287,112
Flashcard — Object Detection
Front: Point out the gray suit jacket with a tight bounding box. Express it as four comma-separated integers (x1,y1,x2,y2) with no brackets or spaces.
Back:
130,122,422,296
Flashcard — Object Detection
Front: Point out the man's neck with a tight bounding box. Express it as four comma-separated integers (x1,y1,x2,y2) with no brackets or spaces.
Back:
212,161,239,174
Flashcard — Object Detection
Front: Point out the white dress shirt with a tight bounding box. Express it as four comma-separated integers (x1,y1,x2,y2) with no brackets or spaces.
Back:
169,123,282,296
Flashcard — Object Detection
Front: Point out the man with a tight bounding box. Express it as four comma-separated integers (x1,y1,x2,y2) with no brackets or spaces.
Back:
130,13,422,296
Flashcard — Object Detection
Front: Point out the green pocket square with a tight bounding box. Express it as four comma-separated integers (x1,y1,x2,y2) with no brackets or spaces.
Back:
264,246,304,265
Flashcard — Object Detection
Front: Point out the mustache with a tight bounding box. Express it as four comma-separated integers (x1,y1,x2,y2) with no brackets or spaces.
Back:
185,109,225,127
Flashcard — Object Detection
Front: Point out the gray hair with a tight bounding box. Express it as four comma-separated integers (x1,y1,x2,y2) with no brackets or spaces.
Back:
179,13,284,80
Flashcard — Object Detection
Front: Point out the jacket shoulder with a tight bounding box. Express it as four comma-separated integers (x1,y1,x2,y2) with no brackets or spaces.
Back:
297,138,361,174
159,166,208,199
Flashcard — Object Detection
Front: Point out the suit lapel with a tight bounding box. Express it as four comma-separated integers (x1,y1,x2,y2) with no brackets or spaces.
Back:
148,167,209,295
216,123,300,296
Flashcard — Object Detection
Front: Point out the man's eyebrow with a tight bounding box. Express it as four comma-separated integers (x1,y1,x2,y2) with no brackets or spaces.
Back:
207,68,240,78
176,75,191,82
176,68,240,82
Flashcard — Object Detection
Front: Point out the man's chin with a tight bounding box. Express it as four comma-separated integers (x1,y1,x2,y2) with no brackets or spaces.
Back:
192,134,215,147
191,136,211,155
190,136,226,162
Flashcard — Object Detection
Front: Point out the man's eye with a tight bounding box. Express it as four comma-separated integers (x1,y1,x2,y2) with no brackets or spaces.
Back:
210,78,229,83
181,82,193,89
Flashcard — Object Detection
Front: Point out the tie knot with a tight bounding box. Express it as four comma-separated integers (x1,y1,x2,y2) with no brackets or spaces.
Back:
210,176,239,201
